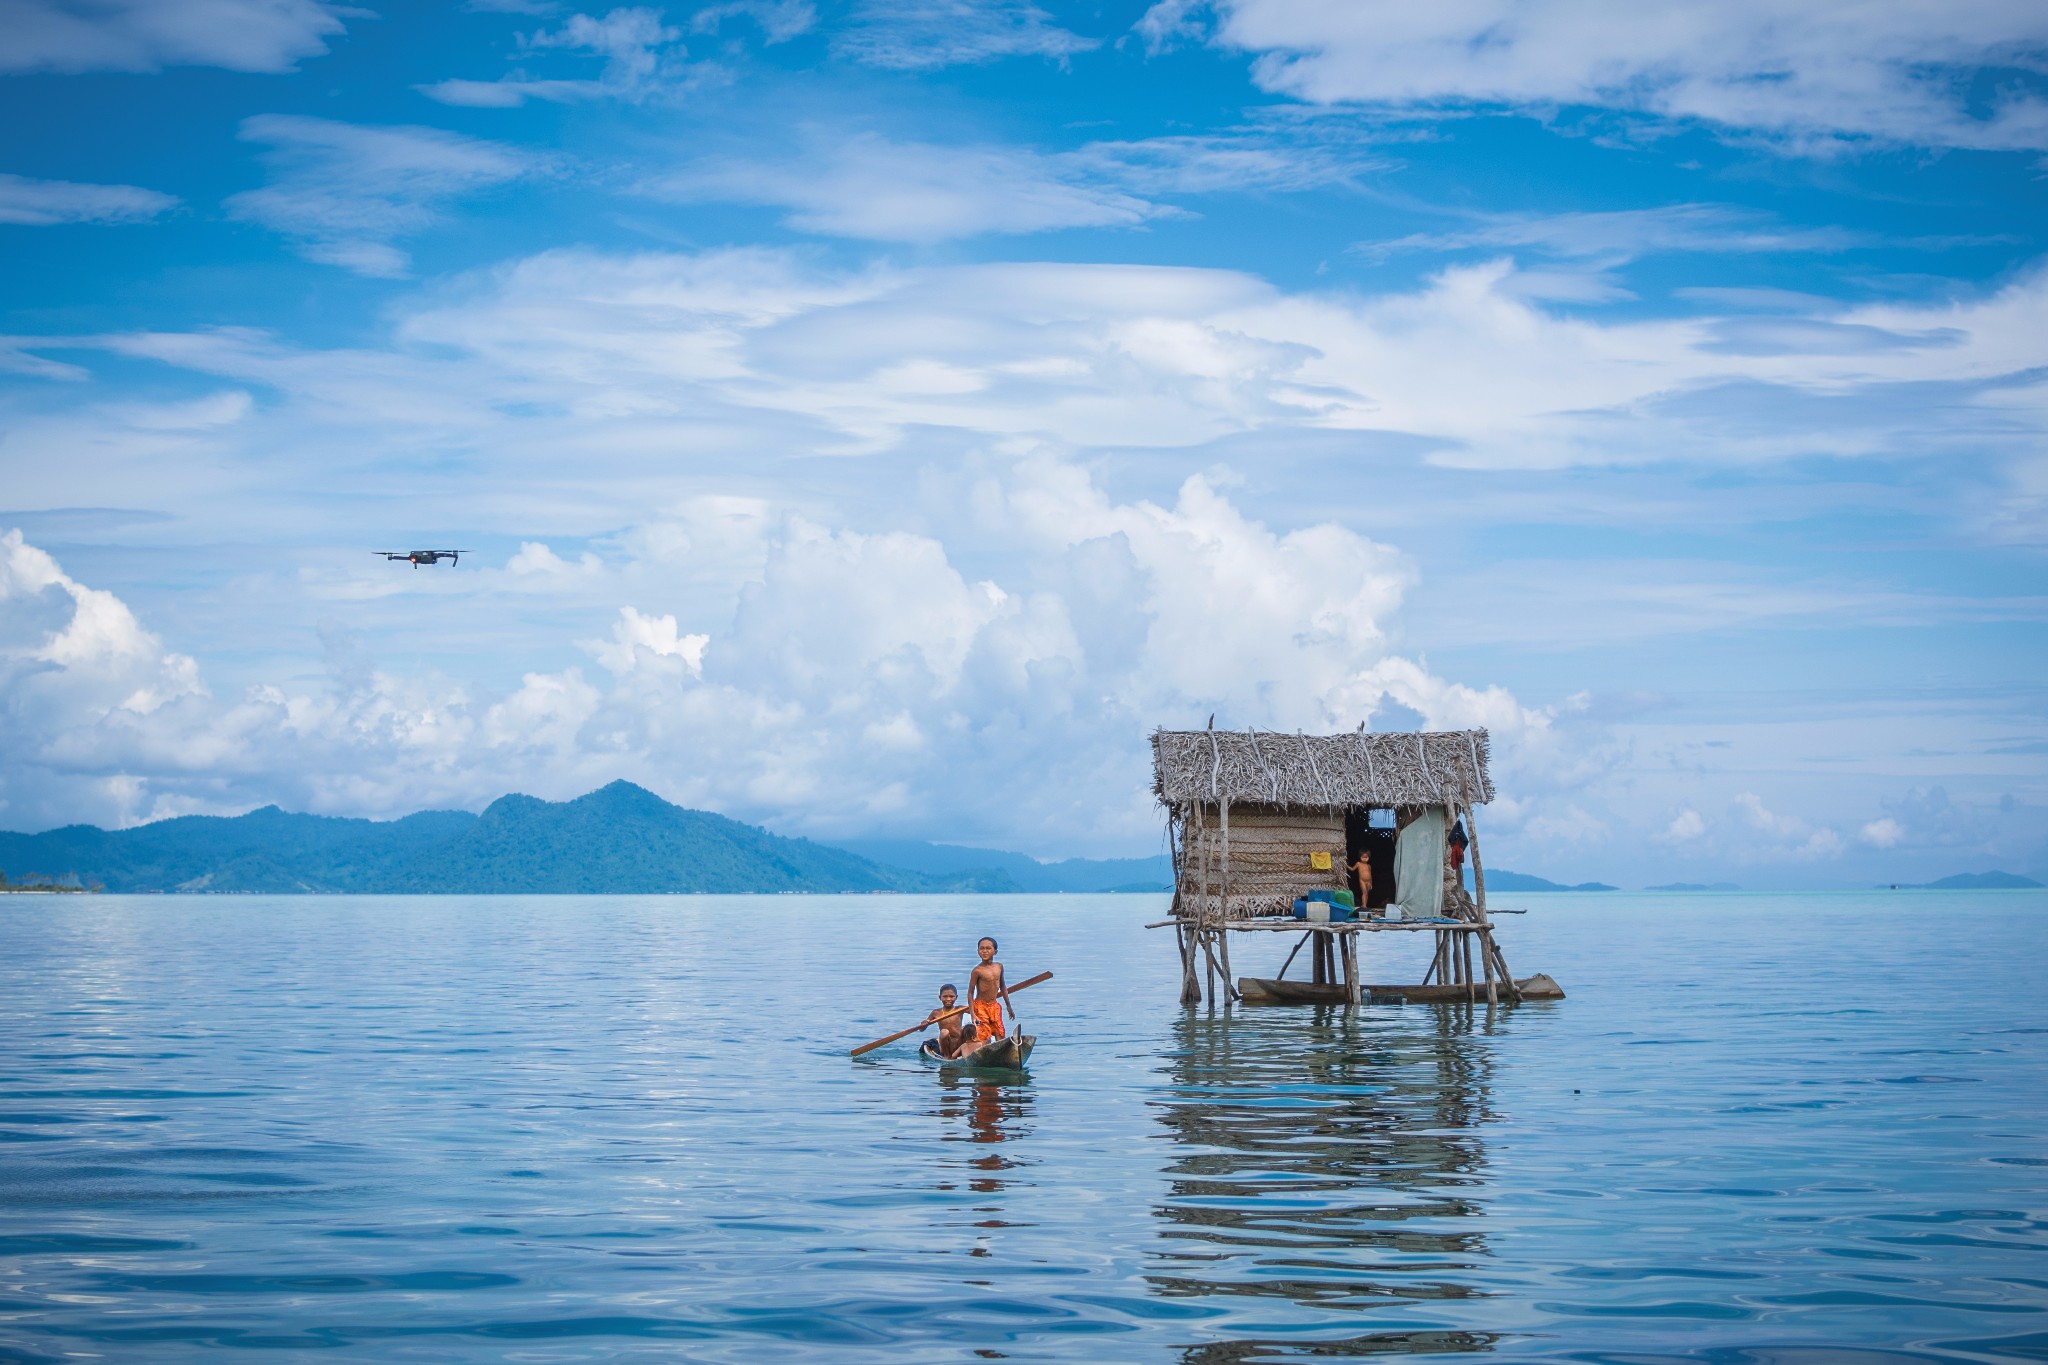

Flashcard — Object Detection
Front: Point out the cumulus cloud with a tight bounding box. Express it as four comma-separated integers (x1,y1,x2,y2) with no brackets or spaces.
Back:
837,0,1094,70
1733,791,1843,859
0,173,177,226
1167,0,2048,151
0,0,348,74
1861,816,1903,847
0,454,1561,848
226,115,527,276
1658,807,1707,843
422,7,696,107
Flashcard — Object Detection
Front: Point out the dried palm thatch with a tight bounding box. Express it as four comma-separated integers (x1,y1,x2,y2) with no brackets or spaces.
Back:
1152,728,1493,810
1176,804,1346,919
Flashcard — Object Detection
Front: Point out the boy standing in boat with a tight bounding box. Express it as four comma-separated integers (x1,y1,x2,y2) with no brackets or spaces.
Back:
968,937,1014,1042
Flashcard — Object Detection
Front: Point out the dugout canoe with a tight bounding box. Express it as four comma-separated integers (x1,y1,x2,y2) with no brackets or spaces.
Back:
1236,973,1565,1005
919,1035,1035,1068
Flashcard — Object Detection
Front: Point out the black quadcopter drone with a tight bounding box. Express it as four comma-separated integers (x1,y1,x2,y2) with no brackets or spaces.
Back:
375,550,468,567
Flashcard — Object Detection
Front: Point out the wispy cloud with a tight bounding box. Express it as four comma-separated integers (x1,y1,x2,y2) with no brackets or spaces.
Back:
0,173,177,225
1161,0,2048,152
225,115,527,277
652,126,1384,242
651,133,1167,242
0,0,349,74
691,0,815,44
1358,204,1860,265
837,0,1095,69
422,6,698,107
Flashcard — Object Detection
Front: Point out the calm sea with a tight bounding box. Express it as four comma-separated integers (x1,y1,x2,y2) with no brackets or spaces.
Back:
1,892,2043,1363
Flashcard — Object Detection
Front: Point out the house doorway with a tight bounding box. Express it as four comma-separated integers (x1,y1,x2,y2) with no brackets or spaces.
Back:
1345,807,1398,910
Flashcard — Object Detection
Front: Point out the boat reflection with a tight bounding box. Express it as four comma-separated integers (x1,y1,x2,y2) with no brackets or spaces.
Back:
1152,1004,1505,1361
926,1073,1036,1257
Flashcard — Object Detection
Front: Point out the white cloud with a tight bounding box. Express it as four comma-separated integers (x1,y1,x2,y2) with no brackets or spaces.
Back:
506,541,603,578
0,173,178,226
1732,791,1843,860
421,6,694,107
0,461,1556,849
837,0,1094,69
692,0,815,43
1659,807,1707,843
0,0,348,74
1359,204,1858,264
1174,0,2048,151
585,605,707,676
226,115,527,276
1861,816,1903,847
654,133,1166,242
37,244,2048,526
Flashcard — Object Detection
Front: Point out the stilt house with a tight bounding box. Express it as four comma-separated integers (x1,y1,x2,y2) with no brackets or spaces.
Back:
1152,726,1557,1007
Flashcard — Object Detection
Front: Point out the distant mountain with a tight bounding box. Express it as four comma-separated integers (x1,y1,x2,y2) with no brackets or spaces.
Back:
0,783,982,895
1648,882,1742,892
830,838,1172,893
0,805,476,895
1486,870,1617,892
1892,870,2043,890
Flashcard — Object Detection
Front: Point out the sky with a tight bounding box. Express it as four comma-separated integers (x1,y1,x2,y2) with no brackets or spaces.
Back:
1,0,2045,888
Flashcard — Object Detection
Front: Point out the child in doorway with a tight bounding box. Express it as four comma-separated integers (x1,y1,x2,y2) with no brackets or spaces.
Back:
967,937,1014,1042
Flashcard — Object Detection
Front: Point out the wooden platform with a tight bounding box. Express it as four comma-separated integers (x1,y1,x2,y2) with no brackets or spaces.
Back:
1237,973,1565,1005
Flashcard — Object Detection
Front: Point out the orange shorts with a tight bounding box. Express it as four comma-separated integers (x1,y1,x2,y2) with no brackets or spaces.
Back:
970,998,1006,1040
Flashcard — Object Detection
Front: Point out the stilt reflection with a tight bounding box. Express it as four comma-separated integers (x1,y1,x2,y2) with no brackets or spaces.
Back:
1152,1005,1505,1361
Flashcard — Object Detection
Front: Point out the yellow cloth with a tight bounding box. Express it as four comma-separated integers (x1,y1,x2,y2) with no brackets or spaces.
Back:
970,997,1006,1041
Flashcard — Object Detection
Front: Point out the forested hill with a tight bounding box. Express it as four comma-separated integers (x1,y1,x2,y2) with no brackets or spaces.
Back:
0,782,1002,895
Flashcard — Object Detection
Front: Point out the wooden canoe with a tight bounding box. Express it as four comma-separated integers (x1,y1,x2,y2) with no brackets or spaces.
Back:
1236,973,1565,1005
920,1034,1036,1068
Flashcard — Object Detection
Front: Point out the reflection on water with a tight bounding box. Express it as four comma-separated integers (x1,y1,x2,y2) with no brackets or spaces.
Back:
928,1074,1035,1255
1153,1004,1507,1362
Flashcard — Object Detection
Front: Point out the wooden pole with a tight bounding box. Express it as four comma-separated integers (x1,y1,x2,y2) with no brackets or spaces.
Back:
1277,932,1310,981
1216,923,1237,1002
1460,784,1520,1003
1342,930,1360,1006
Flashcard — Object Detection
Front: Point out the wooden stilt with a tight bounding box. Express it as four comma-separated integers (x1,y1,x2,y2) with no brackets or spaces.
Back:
1461,933,1476,1002
1177,923,1202,1005
1479,926,1498,1006
1216,921,1237,1003
1342,931,1360,1006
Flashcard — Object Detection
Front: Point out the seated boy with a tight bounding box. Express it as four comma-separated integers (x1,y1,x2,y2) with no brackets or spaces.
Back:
924,984,967,1058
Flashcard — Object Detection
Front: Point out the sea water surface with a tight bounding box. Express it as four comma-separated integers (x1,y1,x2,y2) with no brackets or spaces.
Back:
1,892,2044,1363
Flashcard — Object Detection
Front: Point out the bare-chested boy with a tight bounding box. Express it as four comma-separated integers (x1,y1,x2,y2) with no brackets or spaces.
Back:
967,937,1014,1042
923,984,969,1058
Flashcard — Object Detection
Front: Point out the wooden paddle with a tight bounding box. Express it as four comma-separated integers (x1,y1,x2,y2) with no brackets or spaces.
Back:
849,970,1053,1057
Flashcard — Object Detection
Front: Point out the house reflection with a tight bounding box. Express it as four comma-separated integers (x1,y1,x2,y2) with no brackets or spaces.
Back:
1151,1005,1505,1361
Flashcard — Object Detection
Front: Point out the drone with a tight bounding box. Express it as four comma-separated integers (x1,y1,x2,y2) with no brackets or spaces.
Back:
375,550,468,568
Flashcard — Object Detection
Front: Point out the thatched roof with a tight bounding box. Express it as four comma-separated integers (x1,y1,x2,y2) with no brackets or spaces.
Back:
1152,727,1494,809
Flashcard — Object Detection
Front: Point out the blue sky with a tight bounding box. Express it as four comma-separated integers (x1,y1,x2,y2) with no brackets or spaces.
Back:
1,0,2044,888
